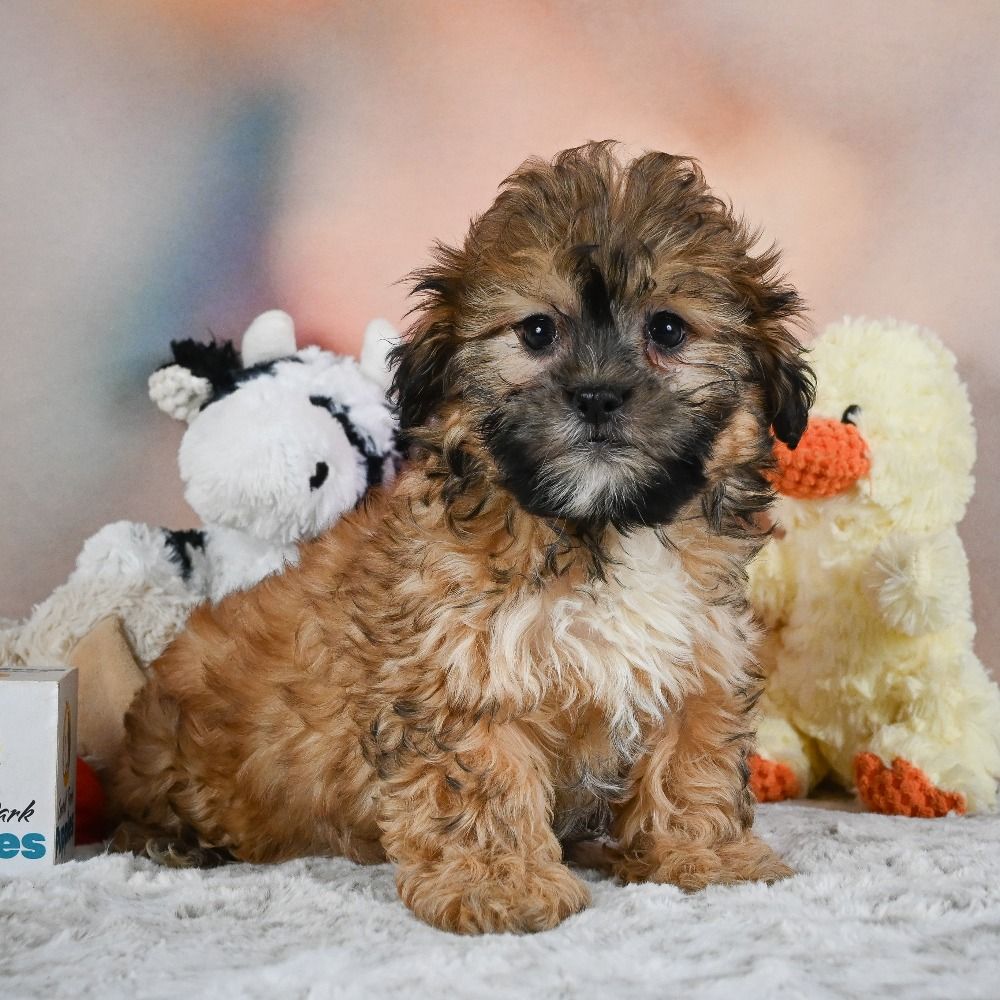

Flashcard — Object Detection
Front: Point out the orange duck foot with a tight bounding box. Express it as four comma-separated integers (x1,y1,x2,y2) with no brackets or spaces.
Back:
854,752,966,817
749,754,801,803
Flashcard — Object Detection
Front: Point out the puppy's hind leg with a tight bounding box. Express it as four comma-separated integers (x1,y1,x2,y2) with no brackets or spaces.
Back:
108,672,230,869
108,821,233,869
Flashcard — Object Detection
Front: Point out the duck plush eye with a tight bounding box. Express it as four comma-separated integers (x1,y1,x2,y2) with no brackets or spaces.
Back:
517,314,557,351
646,311,687,351
842,404,862,425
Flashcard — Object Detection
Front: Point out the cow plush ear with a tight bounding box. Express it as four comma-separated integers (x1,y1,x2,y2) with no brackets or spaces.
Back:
149,338,243,421
740,254,815,450
388,245,466,433
148,365,212,423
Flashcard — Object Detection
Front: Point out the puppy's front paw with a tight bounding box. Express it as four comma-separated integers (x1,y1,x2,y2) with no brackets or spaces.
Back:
616,832,793,891
397,855,591,934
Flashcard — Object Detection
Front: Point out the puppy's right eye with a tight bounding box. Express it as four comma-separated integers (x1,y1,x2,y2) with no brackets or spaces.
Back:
516,314,557,352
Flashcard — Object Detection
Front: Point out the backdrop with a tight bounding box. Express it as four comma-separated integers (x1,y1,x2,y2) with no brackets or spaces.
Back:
2,0,997,671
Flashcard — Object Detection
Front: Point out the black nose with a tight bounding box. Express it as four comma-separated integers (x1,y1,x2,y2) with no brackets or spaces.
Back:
572,386,627,424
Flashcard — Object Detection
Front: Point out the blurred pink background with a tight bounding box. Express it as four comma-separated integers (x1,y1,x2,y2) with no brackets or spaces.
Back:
2,1,997,669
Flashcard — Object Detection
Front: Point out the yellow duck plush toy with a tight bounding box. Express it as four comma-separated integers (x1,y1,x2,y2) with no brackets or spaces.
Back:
749,317,1000,816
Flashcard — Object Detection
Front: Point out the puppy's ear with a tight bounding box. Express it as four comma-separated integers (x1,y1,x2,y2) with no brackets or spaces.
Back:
740,256,815,450
389,244,466,433
760,334,814,449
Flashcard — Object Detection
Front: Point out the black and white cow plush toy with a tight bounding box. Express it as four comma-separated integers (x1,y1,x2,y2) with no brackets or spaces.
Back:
0,311,399,671
148,309,398,602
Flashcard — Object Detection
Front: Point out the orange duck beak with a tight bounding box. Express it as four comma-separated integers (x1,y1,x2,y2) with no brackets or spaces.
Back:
768,416,871,499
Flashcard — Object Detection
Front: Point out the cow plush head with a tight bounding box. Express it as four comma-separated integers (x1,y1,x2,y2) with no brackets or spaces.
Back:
149,311,399,547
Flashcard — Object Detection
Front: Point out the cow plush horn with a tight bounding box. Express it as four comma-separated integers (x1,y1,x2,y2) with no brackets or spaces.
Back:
241,310,297,367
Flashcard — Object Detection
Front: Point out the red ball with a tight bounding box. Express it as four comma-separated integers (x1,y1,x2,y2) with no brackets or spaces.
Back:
76,757,109,845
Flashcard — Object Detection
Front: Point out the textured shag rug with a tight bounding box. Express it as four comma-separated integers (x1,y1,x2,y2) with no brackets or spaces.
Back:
2,802,999,999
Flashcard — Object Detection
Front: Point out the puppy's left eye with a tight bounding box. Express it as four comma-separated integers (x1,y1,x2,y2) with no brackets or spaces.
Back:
516,314,557,352
646,311,687,351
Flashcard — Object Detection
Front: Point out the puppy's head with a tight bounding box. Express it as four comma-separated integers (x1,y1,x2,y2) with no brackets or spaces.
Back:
391,141,813,531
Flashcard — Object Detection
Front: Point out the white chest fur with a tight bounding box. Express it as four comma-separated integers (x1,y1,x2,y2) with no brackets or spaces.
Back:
442,529,755,748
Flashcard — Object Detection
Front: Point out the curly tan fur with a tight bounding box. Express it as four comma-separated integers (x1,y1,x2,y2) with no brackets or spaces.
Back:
111,142,811,934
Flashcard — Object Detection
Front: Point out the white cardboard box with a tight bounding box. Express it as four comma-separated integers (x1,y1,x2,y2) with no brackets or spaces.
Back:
0,666,77,871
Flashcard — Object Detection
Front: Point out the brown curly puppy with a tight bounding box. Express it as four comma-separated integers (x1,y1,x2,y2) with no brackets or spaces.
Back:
111,142,813,934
